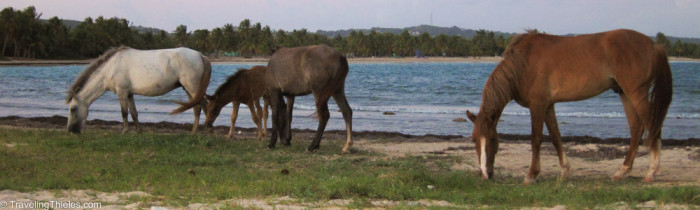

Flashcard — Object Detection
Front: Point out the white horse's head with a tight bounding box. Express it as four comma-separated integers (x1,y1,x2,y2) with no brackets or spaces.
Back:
67,97,89,134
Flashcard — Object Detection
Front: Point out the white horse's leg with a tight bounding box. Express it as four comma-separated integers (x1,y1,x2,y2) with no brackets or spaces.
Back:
117,91,130,134
127,94,141,133
192,103,202,134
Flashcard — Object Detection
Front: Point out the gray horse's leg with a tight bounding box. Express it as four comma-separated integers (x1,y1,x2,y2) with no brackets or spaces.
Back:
307,96,330,152
283,96,295,146
333,90,353,154
268,90,285,148
127,94,141,133
118,91,130,133
262,96,269,136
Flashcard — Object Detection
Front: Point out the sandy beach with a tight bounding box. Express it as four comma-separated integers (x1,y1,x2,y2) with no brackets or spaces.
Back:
2,56,698,66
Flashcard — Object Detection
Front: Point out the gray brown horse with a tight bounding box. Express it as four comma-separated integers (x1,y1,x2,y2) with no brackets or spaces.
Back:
265,45,353,154
466,29,672,184
203,66,270,140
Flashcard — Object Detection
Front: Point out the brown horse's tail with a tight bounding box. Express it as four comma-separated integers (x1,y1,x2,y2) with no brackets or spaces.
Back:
645,45,673,146
169,56,212,115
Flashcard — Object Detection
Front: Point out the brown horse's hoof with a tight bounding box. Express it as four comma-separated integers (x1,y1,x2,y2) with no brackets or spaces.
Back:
523,177,536,185
643,176,654,183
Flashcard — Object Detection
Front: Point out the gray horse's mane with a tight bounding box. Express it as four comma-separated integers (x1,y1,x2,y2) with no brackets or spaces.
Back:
66,46,130,103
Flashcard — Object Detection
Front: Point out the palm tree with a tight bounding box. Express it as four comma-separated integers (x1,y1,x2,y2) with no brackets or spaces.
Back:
209,27,223,57
0,7,16,57
173,24,189,47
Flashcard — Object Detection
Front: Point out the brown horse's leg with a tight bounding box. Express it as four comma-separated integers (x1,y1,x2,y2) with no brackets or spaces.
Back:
249,100,263,141
544,105,570,180
268,90,284,148
525,105,547,185
117,91,130,134
613,94,644,180
333,90,353,154
308,97,330,152
127,94,141,133
283,96,295,146
228,102,240,139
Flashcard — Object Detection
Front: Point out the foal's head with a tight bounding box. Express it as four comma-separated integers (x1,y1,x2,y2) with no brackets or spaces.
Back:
203,94,225,131
467,110,499,179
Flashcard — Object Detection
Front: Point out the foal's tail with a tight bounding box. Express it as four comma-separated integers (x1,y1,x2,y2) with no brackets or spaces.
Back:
170,56,212,115
645,45,673,146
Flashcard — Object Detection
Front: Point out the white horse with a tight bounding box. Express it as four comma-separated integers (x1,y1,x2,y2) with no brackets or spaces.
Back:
66,46,211,134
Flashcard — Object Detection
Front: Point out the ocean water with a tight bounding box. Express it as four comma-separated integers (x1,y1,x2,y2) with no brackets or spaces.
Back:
0,62,698,139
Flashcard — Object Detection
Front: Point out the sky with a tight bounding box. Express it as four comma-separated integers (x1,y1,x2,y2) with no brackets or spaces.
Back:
4,0,700,38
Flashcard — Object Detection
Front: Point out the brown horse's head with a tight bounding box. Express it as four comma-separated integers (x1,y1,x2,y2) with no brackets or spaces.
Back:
203,94,224,132
467,110,499,179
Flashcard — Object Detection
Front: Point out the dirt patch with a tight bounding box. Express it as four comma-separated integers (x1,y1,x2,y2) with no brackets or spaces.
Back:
565,145,648,161
690,149,700,161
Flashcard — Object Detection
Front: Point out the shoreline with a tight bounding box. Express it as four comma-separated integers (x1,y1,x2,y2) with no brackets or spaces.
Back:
1,115,698,145
2,56,698,66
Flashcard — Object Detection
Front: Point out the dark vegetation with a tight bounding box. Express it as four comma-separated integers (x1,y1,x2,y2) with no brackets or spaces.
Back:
2,6,700,60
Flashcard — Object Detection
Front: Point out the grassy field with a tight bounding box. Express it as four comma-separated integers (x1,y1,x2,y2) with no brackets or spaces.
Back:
1,127,699,208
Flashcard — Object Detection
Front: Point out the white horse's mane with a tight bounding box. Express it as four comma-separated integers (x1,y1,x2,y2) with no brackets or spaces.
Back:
65,46,130,103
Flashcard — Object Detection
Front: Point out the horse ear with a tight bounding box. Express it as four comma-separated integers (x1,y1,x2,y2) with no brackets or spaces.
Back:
205,94,215,101
466,110,477,122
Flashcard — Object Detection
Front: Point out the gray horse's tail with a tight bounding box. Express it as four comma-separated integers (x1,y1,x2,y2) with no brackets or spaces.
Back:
170,56,212,115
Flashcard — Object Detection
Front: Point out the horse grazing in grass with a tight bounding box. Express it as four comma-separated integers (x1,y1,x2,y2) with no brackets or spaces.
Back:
203,65,270,140
266,45,353,154
66,46,211,134
465,29,672,184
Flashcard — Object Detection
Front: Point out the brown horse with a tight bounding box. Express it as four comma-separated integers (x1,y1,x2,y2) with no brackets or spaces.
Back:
265,45,353,154
203,66,270,140
466,29,672,184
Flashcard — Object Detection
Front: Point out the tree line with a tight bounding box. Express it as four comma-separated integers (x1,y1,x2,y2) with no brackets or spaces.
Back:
2,6,699,59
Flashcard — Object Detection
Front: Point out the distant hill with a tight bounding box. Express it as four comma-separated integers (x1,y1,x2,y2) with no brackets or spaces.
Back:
41,18,168,34
320,25,700,44
656,36,700,44
317,25,516,38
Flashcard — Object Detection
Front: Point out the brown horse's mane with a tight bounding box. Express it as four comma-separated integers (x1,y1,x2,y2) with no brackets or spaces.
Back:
66,46,130,103
213,68,248,97
478,30,540,120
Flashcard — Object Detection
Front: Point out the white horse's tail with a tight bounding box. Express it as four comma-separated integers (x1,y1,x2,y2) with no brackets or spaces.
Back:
170,56,212,115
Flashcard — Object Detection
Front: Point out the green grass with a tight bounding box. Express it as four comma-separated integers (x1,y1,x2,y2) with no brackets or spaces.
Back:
1,127,698,208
